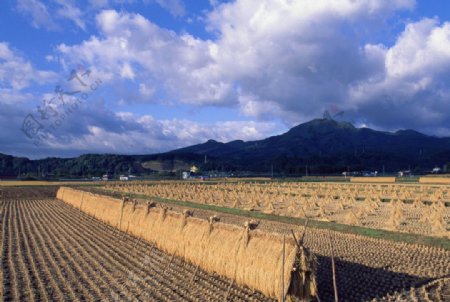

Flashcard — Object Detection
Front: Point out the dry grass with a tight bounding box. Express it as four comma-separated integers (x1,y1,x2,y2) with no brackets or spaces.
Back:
104,181,450,238
1,197,277,301
0,180,101,186
350,177,396,183
420,177,450,184
57,187,317,301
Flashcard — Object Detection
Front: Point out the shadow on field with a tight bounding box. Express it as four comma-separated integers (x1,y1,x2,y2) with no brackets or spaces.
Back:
0,186,58,199
315,254,431,301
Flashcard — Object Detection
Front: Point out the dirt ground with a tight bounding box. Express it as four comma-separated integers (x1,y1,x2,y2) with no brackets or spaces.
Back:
80,186,450,302
0,186,58,199
0,190,273,302
2,186,449,301
148,199,450,301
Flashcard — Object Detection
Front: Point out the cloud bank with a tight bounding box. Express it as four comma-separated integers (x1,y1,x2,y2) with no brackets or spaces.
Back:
4,0,450,157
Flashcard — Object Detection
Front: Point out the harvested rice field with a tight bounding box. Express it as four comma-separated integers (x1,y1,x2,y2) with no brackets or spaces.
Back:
0,188,274,302
76,185,449,301
1,185,449,301
104,181,450,238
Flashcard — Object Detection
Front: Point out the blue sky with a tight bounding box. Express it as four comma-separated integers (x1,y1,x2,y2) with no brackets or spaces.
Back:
1,0,450,158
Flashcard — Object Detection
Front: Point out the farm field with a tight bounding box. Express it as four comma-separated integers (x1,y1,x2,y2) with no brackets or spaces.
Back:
78,185,450,301
1,185,449,301
0,181,101,187
104,181,450,238
0,188,273,302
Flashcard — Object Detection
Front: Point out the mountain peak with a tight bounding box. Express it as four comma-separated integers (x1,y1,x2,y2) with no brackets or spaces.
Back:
308,118,355,128
286,118,355,136
205,139,220,144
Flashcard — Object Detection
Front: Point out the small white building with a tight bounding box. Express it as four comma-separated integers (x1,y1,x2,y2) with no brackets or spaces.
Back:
432,167,441,174
119,175,129,181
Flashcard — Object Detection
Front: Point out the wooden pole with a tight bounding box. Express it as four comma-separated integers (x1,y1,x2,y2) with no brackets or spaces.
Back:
300,219,309,245
290,219,309,249
80,192,84,211
224,279,234,301
191,264,200,282
133,237,141,249
119,200,125,230
282,234,286,302
290,229,300,249
164,251,176,274
147,245,154,256
328,230,338,302
112,224,118,237
120,229,127,241
312,278,321,302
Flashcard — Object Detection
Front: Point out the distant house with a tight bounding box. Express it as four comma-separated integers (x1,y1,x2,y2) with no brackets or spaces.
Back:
182,171,190,179
190,165,199,173
119,175,129,181
432,167,441,174
102,174,110,181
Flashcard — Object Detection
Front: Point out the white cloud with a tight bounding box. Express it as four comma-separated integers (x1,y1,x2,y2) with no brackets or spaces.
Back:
0,42,57,92
54,0,87,30
120,62,135,79
386,18,450,78
349,18,450,130
155,0,186,17
203,0,416,122
16,0,87,30
16,0,58,30
57,10,225,105
34,107,280,154
0,88,34,105
53,0,450,135
9,0,450,158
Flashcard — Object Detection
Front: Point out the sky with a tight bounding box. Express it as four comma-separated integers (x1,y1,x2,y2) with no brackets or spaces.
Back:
1,0,450,159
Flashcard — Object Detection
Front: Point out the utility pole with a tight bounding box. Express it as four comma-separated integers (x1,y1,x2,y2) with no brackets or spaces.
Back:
271,164,274,178
305,164,308,177
382,165,385,176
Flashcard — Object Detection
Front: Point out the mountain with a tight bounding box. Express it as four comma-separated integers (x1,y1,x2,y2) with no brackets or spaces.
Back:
2,119,450,178
168,119,450,174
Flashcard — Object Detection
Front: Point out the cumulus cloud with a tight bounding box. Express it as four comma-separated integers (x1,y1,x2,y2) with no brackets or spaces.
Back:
57,9,227,105
349,18,450,131
17,99,280,156
54,1,424,127
16,0,87,30
204,0,416,123
8,0,450,158
54,0,87,30
0,42,57,98
16,0,58,30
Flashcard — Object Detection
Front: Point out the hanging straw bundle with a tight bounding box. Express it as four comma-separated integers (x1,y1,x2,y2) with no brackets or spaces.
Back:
57,187,318,301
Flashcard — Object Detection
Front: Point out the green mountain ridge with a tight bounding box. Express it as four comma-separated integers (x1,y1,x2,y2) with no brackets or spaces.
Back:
2,119,450,178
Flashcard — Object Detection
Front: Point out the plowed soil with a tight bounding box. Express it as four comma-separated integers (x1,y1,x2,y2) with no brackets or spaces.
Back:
0,194,273,301
1,187,449,301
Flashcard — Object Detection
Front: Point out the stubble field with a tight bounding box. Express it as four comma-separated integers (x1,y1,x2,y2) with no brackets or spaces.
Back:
0,187,272,302
105,181,450,238
1,184,449,301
